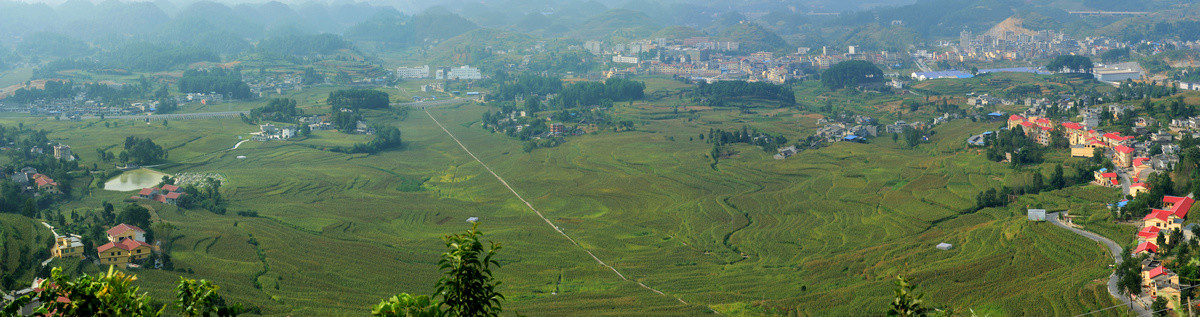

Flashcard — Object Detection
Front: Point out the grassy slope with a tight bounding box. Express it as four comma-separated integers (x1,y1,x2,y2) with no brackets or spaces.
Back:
0,214,52,292
10,78,1132,316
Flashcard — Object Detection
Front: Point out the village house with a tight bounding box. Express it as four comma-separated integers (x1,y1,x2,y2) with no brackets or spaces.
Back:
31,173,59,194
134,184,185,205
98,224,152,266
252,124,298,141
1142,263,1183,309
1133,241,1159,255
1113,145,1135,167
1130,182,1149,198
51,234,83,259
1093,169,1119,188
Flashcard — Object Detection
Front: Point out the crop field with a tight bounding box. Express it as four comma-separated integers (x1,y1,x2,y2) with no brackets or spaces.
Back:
11,78,1136,316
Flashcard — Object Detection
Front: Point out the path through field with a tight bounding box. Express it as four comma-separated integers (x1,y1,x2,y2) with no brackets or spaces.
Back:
422,108,705,310
1047,212,1150,317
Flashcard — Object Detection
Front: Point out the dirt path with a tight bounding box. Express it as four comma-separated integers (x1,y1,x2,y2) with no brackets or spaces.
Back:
423,109,705,309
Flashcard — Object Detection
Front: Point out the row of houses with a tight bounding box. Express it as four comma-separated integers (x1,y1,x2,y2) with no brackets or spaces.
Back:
1128,195,1196,310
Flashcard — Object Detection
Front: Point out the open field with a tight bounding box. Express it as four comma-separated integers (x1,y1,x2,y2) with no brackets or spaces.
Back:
7,74,1137,316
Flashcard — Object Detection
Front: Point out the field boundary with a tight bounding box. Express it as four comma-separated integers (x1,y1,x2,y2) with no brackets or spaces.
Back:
422,109,707,310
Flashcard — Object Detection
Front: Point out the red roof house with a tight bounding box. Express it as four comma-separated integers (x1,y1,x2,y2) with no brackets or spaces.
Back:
1163,196,1195,218
1134,241,1159,254
1138,226,1162,240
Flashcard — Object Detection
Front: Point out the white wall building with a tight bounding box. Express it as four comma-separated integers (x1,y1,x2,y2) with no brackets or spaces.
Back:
396,65,430,79
612,55,639,64
446,66,482,80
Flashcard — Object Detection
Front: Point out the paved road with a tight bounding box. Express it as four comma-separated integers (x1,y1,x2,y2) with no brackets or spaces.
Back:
1047,213,1150,317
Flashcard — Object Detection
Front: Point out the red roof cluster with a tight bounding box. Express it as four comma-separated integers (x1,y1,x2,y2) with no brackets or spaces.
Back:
1134,157,1149,167
97,238,150,253
1099,173,1118,178
1062,122,1084,130
1114,145,1135,154
1009,114,1025,121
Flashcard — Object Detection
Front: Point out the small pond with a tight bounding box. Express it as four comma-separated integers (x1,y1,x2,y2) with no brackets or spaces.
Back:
104,169,170,192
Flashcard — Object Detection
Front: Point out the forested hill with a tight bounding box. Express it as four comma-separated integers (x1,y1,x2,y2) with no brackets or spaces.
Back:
0,214,51,292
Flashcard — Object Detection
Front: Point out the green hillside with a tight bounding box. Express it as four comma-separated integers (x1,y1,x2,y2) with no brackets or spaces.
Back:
0,214,51,291
569,9,661,40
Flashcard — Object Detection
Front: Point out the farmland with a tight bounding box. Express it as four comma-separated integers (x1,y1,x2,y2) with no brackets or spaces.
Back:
9,77,1133,316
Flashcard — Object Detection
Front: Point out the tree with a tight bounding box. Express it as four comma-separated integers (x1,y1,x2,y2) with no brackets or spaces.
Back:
175,277,242,317
888,275,929,317
1151,296,1168,317
436,223,504,317
1,267,163,316
374,223,505,317
118,204,152,229
1050,165,1066,190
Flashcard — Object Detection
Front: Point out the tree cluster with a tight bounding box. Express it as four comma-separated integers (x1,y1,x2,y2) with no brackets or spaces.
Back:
120,136,166,165
1046,55,1094,73
328,89,390,110
821,60,883,90
249,98,301,123
707,127,789,153
694,80,795,107
178,68,252,100
550,78,645,109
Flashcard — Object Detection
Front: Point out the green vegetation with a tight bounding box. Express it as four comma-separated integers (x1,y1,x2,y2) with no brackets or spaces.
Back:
2,266,244,316
694,81,795,107
822,60,884,90
374,223,505,317
178,68,252,100
0,214,52,291
1046,55,1094,74
329,89,390,110
120,136,167,165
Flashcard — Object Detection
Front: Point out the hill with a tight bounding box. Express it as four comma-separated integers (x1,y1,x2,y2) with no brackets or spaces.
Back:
985,16,1038,38
719,22,789,52
0,214,51,291
569,9,661,40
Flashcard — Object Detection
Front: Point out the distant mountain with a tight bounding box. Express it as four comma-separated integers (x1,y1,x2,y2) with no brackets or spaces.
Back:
719,22,789,53
651,26,707,40
344,13,480,49
570,9,661,40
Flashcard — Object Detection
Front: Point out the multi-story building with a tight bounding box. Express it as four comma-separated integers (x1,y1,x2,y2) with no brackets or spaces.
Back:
51,234,83,259
396,65,430,79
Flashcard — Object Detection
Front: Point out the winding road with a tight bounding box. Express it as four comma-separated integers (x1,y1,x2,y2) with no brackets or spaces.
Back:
1047,212,1150,317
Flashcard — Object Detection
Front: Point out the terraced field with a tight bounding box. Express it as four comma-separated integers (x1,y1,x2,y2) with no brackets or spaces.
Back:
16,89,1132,315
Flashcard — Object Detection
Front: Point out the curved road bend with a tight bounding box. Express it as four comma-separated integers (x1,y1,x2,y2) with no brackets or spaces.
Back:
1047,212,1150,317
